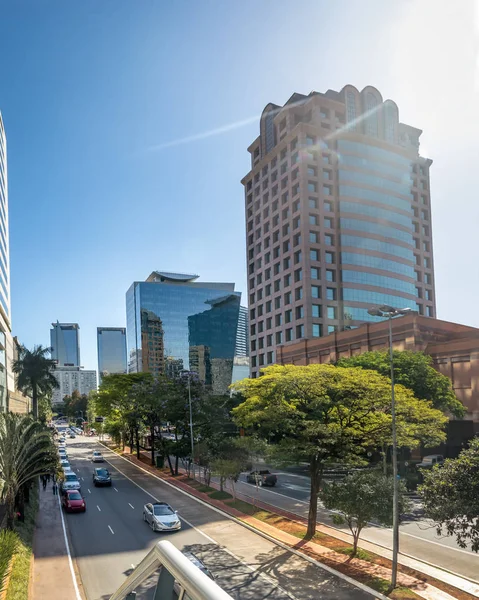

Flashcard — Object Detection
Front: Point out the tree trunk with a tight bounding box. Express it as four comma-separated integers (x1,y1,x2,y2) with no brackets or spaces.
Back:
5,488,15,530
382,444,388,475
166,454,174,476
306,459,322,539
130,429,134,454
220,475,225,492
174,431,179,476
352,531,359,557
174,454,179,476
150,424,155,467
135,427,140,459
32,384,38,420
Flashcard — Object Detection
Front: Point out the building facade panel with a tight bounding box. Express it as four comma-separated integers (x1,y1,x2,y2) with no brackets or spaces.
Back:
50,322,80,367
97,327,127,382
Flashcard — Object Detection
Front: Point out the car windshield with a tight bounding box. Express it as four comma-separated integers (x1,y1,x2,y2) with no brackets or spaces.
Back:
153,505,174,516
68,492,82,500
65,474,78,481
93,452,101,456
96,469,109,477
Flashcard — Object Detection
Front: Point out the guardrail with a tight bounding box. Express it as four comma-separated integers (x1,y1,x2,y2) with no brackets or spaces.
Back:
109,540,233,600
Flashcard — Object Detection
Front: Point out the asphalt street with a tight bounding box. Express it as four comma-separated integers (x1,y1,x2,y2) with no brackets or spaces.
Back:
221,466,479,582
62,437,376,600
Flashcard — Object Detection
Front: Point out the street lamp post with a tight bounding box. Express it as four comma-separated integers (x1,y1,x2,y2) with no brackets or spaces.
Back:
367,304,413,591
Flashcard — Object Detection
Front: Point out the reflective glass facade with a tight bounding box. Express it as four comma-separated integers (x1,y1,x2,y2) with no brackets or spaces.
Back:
126,273,241,395
97,327,127,381
50,323,80,366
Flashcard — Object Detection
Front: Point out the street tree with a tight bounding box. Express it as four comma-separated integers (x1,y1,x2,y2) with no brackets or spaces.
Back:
419,438,479,552
320,470,410,557
337,350,464,418
0,413,56,528
232,364,447,538
12,344,58,419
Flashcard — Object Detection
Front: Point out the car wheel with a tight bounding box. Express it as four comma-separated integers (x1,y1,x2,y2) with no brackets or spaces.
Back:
270,482,276,487
259,480,263,487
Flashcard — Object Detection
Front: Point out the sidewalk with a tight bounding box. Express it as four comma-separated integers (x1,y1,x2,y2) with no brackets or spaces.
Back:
111,445,476,600
31,482,81,600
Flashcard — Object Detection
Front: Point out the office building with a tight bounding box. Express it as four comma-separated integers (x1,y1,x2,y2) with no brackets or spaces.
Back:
51,366,97,405
126,271,241,395
232,306,250,384
50,322,80,366
0,112,16,411
97,327,127,382
243,84,436,377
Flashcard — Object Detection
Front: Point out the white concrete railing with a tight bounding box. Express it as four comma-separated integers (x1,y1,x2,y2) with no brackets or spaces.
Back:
109,540,233,600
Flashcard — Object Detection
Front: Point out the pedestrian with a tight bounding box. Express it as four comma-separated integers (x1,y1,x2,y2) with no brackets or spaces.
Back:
52,472,56,483
42,475,47,490
52,481,57,496
46,473,51,484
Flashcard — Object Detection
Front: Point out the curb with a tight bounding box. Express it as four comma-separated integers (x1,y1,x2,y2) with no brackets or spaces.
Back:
100,442,390,600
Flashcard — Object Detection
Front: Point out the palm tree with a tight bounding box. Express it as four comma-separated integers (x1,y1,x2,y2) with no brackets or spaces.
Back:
12,345,58,419
0,413,56,528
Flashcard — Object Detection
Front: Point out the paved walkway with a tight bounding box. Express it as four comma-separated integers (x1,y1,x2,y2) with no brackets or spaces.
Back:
31,480,81,600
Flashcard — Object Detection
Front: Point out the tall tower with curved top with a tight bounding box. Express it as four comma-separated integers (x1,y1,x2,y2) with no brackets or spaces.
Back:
243,85,435,378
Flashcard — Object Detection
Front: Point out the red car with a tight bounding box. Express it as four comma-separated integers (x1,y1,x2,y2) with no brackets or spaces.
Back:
62,490,86,513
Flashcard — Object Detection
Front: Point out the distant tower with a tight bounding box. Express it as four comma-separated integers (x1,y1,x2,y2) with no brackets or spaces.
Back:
50,322,80,366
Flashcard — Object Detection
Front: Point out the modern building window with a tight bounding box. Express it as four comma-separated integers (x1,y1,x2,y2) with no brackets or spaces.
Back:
284,291,292,304
258,337,264,350
309,214,318,225
275,314,282,326
342,270,417,295
340,218,414,244
310,249,319,261
312,285,320,298
312,304,321,318
426,306,433,317
266,300,272,312
294,233,301,246
274,279,281,292
251,340,256,352
326,269,335,282
307,166,317,177
340,235,415,261
424,273,431,285
296,324,305,338
328,325,337,334
283,257,291,269
265,284,271,296
323,170,331,180
309,232,318,243
308,182,317,193
267,334,273,346
294,250,302,264
293,199,300,212
267,351,275,363
341,252,415,278
266,317,272,330
326,288,336,300
295,287,303,300
326,252,334,263
284,274,291,287
312,324,322,337
293,216,301,229
325,234,333,245
274,262,280,275
309,197,318,209
425,289,432,301
323,185,331,195
327,306,336,319
306,135,315,146
296,306,304,319
342,289,418,310
324,218,333,228
285,309,293,323
285,328,293,342
311,267,320,279
424,257,430,268
324,201,332,212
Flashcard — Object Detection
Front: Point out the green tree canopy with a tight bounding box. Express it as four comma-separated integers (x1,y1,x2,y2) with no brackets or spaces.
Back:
337,350,464,418
12,344,59,419
320,470,410,556
419,438,479,552
232,364,447,538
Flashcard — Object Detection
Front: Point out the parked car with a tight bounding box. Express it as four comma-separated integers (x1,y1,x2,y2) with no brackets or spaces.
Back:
92,451,104,462
246,470,277,487
93,468,112,486
417,454,444,469
60,459,70,470
143,502,181,532
61,490,86,513
69,433,76,439
61,472,81,492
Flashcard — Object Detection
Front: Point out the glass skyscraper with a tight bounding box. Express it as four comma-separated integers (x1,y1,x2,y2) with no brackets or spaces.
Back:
126,272,241,395
50,322,80,366
97,327,127,382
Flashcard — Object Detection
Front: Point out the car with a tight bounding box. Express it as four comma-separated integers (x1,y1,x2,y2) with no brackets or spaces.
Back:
246,470,277,487
92,451,104,463
58,448,67,456
93,468,112,486
69,433,76,439
61,490,86,513
60,459,70,470
63,466,73,475
143,502,181,532
417,454,444,469
60,472,81,492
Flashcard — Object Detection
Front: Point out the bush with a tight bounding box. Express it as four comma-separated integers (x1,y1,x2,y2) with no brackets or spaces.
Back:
209,490,232,501
0,530,19,593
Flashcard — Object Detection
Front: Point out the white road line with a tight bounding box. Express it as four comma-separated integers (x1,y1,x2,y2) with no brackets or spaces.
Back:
56,490,83,600
131,563,135,569
114,487,118,492
97,505,101,512
128,503,135,509
81,477,84,481
87,489,91,494
108,525,114,534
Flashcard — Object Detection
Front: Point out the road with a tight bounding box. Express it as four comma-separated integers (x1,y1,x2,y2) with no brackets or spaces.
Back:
62,437,376,600
213,465,479,583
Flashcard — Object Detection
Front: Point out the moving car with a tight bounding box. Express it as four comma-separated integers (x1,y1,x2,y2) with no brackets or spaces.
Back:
61,490,86,513
93,468,112,486
246,470,277,487
143,502,181,532
92,451,104,462
61,472,81,492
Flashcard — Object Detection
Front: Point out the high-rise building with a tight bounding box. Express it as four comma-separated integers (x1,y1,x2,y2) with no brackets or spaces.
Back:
126,271,241,394
51,367,97,406
243,85,436,378
50,322,80,366
235,306,249,357
0,112,15,410
97,327,127,382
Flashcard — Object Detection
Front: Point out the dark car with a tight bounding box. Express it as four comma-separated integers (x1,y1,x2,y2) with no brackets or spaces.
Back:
246,470,277,487
93,467,112,486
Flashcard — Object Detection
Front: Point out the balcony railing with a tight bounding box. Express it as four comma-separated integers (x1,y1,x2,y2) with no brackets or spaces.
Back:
109,540,233,600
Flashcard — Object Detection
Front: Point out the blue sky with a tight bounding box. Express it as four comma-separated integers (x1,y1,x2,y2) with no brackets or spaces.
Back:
1,0,478,371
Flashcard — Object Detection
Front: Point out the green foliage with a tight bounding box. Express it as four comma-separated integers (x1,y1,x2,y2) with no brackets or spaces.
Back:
0,529,19,594
337,350,465,418
232,364,446,537
62,390,88,419
320,470,410,555
0,414,56,529
419,437,479,552
12,344,59,419
37,396,52,424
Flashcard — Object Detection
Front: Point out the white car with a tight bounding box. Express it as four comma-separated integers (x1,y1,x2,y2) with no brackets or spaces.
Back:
60,459,71,469
61,472,81,492
143,502,181,532
92,451,104,463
